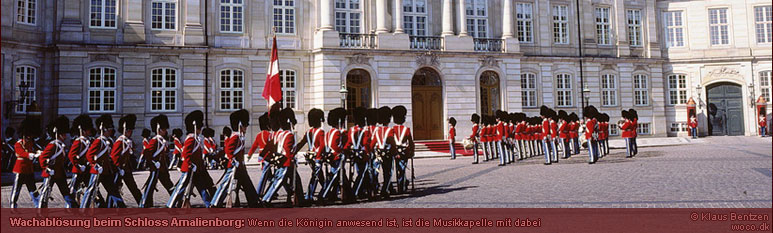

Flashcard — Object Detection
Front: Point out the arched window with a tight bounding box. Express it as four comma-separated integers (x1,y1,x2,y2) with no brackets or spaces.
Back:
14,66,36,113
346,69,371,112
88,67,117,112
150,68,177,111
601,74,617,106
479,71,500,115
520,73,537,107
556,73,573,107
633,74,649,106
219,69,244,110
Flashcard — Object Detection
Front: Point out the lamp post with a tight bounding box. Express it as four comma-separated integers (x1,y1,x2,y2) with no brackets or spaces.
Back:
695,84,703,109
748,82,755,108
339,84,348,109
18,81,31,116
582,88,591,108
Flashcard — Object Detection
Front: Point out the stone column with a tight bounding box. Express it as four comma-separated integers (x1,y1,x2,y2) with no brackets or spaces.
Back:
442,0,454,36
376,0,389,33
320,0,334,30
394,0,405,33
502,0,514,38
458,0,468,36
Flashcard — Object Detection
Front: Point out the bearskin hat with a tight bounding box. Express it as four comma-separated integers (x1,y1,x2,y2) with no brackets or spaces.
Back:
185,111,204,133
378,106,392,126
202,127,215,138
448,117,457,126
95,114,114,130
118,114,137,133
172,129,183,139
141,128,151,139
259,112,271,131
222,126,232,136
471,113,480,123
20,116,42,138
51,115,70,136
281,108,296,130
230,109,250,130
353,107,367,127
150,114,170,132
392,105,407,125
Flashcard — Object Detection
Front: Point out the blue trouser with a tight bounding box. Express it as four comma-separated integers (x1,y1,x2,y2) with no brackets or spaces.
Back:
484,141,492,161
167,171,190,208
10,173,39,208
542,139,552,164
691,128,698,138
588,140,599,163
395,158,409,193
322,157,352,200
631,137,638,155
380,156,394,196
598,140,606,157
353,159,372,197
80,173,101,208
572,138,580,154
256,162,273,197
550,138,559,162
306,160,325,200
210,167,235,207
625,138,635,157
497,141,506,165
449,141,456,159
472,142,480,163
38,176,77,208
262,165,301,203
562,138,571,158
761,127,767,137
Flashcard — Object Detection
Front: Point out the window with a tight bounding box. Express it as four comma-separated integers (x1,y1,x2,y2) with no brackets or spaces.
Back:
466,0,487,38
90,0,117,28
279,70,296,109
14,66,36,113
335,0,361,33
553,5,569,44
761,71,772,102
151,0,176,30
219,69,244,111
516,3,533,43
627,9,642,46
609,127,619,136
755,6,773,44
663,11,684,47
667,74,688,105
521,73,537,107
556,74,573,107
633,74,649,106
709,8,730,45
150,68,177,111
595,7,611,45
601,74,617,106
220,0,244,33
88,67,117,112
273,0,294,34
637,123,650,135
480,71,501,115
16,0,36,25
670,123,687,133
403,0,427,36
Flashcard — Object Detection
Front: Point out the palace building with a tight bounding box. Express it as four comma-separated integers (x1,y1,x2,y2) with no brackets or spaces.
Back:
1,0,771,142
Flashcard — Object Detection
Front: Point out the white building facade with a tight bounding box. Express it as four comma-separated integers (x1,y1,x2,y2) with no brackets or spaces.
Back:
1,0,771,143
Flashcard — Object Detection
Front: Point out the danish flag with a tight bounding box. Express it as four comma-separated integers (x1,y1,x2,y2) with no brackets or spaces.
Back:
262,34,282,108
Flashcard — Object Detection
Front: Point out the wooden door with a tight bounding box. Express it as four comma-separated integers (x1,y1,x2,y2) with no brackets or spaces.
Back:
707,83,744,136
412,86,443,140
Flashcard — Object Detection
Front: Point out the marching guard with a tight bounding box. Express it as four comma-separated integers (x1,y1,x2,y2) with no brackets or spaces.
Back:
293,109,326,201
391,106,414,194
558,111,571,159
139,114,176,208
320,108,354,202
469,114,481,164
584,106,600,164
169,129,183,170
540,106,555,165
372,107,396,198
447,117,456,160
168,111,215,208
344,107,373,198
262,108,304,206
250,112,274,197
10,116,42,208
38,116,74,208
82,114,125,208
2,127,15,172
211,109,260,207
629,109,639,156
111,114,143,205
68,115,93,205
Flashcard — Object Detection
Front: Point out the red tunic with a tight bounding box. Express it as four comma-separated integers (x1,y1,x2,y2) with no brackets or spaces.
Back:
542,119,551,140
86,137,114,174
448,126,456,142
469,124,479,142
550,121,558,139
326,128,343,161
110,135,134,171
392,125,413,159
248,130,272,156
224,133,245,168
559,122,569,139
272,130,295,167
495,122,505,141
345,126,371,155
759,117,767,127
180,134,205,172
304,128,325,160
585,119,597,140
142,136,168,169
39,140,67,178
203,137,217,155
68,137,90,173
173,137,183,157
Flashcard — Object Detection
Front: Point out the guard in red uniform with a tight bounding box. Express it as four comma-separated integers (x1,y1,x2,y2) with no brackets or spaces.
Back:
168,111,215,208
480,116,491,161
111,114,142,205
372,107,396,198
584,106,600,164
262,108,304,206
82,114,125,208
251,112,273,197
550,113,560,163
540,106,555,165
139,114,176,208
688,112,698,139
2,127,16,172
202,128,218,169
507,113,517,163
599,114,610,157
570,113,581,155
495,111,506,165
557,111,571,159
469,114,481,164
345,107,373,198
10,116,42,208
67,115,93,205
137,129,151,171
169,129,183,170
39,116,73,208
759,112,767,137
320,108,354,202
621,110,635,158
212,109,260,207
447,117,457,160
392,106,414,194
514,113,525,160
630,109,639,156
294,109,325,201
366,108,381,192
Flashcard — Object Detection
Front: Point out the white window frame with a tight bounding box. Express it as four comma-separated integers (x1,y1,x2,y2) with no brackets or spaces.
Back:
279,70,297,109
88,67,117,113
595,7,611,45
16,0,36,25
601,74,617,106
89,0,118,29
760,70,771,102
669,122,687,133
516,2,533,43
552,5,569,44
403,0,428,36
556,73,573,107
627,9,642,47
219,69,245,111
273,0,294,34
708,8,730,45
667,74,688,105
14,66,36,114
663,11,685,48
633,74,649,106
220,0,244,33
150,68,178,112
637,123,651,135
466,0,488,38
609,126,619,136
151,0,177,30
755,6,773,44
335,0,361,34
521,73,537,107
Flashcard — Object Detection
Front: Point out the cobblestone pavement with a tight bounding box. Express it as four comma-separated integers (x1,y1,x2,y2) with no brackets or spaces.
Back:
2,136,770,208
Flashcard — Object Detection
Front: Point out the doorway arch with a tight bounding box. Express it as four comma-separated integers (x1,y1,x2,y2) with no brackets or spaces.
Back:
411,67,443,140
479,70,501,116
706,82,744,136
345,69,372,122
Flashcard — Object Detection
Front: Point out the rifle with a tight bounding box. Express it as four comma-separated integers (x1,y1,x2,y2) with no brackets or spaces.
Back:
181,168,195,208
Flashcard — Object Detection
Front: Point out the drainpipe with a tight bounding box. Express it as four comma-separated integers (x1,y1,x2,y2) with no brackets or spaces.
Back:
576,0,586,111
204,1,210,127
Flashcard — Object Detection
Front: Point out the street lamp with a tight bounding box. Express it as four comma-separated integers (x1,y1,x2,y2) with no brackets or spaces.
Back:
582,88,591,108
748,82,755,107
695,84,703,108
6,81,32,118
339,84,348,109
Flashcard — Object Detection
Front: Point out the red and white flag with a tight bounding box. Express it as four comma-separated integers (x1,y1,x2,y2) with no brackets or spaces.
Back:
262,35,282,108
